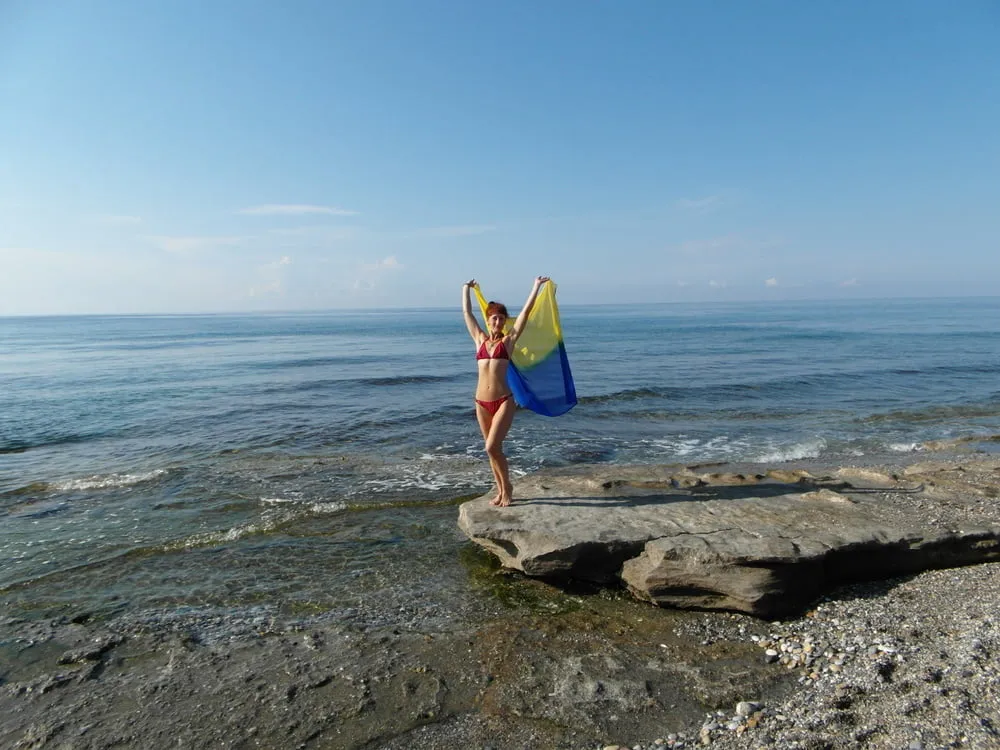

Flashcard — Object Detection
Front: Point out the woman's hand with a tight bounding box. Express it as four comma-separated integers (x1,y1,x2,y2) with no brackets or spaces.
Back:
534,276,550,287
465,279,478,288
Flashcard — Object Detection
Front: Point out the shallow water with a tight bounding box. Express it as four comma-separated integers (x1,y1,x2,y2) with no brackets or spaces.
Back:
3,297,1000,627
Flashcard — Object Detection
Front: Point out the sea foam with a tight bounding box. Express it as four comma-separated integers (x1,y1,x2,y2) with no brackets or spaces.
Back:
53,469,168,492
755,438,827,463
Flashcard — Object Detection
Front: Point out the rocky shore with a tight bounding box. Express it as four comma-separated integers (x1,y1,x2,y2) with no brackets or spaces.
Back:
459,460,1000,618
2,456,999,749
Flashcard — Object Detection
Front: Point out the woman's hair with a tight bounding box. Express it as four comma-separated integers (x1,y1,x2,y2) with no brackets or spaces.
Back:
485,301,508,319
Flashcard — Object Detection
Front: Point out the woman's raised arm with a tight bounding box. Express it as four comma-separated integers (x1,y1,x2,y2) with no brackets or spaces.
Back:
510,276,549,341
462,280,484,343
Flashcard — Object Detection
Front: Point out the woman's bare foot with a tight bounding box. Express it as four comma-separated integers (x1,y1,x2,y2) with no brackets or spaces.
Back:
489,491,503,506
495,493,512,507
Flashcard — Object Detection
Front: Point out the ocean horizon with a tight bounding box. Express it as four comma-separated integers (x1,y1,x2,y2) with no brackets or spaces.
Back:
4,292,999,320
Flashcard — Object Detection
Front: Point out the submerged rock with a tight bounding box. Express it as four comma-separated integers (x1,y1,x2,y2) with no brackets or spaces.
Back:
457,461,1000,618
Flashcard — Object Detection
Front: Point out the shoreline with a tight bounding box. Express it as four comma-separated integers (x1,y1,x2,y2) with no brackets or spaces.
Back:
2,454,999,749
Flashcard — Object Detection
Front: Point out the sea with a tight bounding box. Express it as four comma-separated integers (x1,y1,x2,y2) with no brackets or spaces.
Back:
3,297,1000,634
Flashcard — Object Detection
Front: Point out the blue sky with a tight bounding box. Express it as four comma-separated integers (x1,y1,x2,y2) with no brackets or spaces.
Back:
1,1,997,314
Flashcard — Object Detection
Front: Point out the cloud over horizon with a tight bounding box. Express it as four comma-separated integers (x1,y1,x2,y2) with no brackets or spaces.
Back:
361,255,402,272
249,255,292,298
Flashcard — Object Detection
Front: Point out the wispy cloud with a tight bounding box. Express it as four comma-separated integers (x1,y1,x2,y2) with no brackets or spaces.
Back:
708,280,727,288
765,277,779,287
409,224,497,239
360,255,402,272
237,204,358,217
840,278,860,287
146,235,245,253
92,214,142,226
676,195,722,214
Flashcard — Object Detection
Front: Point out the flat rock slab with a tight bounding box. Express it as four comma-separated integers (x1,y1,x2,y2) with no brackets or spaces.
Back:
458,461,1000,618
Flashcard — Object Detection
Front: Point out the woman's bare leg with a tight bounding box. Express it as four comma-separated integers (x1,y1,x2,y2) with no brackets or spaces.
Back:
475,404,504,505
484,399,517,506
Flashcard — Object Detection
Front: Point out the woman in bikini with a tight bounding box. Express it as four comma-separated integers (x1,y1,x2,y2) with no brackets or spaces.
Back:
462,276,549,507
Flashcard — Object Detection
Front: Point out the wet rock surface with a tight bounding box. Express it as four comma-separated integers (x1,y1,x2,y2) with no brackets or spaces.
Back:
0,590,792,750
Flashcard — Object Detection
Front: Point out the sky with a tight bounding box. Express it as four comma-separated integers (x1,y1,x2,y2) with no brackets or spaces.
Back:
1,1,998,314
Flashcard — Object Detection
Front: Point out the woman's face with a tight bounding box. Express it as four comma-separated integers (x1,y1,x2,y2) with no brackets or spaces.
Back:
488,313,506,333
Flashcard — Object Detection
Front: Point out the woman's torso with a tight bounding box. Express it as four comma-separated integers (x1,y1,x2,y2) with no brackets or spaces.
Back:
475,337,512,399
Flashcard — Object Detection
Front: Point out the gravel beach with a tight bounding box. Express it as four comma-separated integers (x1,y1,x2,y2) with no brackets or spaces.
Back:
653,562,1000,750
2,456,999,750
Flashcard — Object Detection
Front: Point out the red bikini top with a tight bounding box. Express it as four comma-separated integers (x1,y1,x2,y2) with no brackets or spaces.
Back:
476,339,509,361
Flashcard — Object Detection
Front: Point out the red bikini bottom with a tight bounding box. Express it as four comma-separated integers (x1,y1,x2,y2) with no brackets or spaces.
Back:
475,394,512,416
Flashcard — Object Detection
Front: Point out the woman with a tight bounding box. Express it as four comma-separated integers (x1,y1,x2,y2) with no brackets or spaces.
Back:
462,276,549,507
